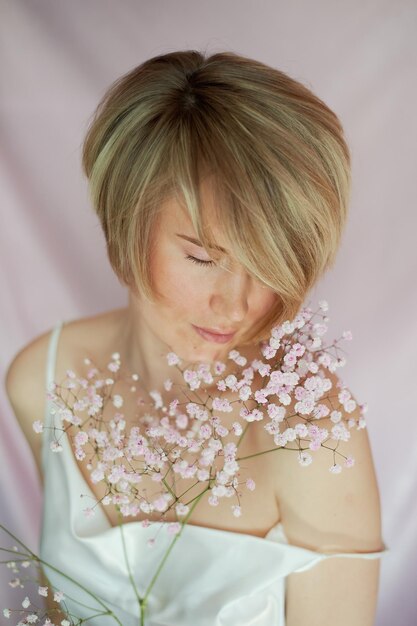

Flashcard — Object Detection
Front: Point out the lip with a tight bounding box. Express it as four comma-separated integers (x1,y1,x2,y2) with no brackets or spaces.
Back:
192,325,236,344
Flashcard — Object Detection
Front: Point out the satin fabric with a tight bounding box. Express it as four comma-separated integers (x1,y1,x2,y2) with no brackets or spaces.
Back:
40,321,389,625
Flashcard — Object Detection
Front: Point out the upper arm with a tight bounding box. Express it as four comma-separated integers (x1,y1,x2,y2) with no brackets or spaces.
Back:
274,370,384,625
4,329,52,488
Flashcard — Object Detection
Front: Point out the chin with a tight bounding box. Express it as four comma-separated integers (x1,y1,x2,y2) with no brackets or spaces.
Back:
176,343,228,366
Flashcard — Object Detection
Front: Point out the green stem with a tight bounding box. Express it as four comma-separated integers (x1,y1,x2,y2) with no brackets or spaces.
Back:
140,487,210,623
0,523,123,624
117,511,142,620
237,445,296,462
236,422,251,448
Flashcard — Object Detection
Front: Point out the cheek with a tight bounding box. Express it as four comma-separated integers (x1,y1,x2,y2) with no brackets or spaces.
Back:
153,257,208,319
251,289,280,321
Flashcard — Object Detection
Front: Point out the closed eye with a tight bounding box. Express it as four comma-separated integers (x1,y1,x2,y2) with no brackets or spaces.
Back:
185,254,216,267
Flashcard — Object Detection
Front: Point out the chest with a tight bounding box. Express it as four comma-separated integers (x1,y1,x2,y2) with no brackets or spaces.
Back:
59,374,282,538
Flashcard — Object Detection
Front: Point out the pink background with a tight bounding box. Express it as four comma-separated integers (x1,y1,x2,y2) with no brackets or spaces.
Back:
1,1,416,622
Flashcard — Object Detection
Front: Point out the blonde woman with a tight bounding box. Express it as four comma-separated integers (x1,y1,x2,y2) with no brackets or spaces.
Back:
6,50,388,625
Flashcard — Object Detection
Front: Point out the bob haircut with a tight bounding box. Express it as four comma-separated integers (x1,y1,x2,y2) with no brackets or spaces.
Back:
81,49,351,346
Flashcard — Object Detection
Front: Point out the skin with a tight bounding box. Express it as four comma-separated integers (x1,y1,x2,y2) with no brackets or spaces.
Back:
114,174,279,395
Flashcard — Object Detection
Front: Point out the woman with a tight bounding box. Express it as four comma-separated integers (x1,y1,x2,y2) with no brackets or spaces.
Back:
6,49,388,625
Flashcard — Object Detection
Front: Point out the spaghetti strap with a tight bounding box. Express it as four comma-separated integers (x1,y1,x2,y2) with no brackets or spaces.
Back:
42,320,65,471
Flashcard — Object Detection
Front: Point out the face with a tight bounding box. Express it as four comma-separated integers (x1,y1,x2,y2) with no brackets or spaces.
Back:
132,176,279,364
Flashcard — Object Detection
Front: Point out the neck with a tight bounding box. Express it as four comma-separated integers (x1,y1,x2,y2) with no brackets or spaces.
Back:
115,299,259,406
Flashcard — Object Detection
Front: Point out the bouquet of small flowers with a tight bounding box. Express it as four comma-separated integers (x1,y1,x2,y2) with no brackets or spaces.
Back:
1,299,365,625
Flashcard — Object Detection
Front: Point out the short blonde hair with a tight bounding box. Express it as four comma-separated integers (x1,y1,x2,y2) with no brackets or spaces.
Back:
81,49,351,345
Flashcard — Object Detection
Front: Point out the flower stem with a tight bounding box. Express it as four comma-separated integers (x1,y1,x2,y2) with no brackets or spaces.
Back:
139,487,209,624
0,523,123,624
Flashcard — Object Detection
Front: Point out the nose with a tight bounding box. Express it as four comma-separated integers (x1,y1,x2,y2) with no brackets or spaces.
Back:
209,264,250,324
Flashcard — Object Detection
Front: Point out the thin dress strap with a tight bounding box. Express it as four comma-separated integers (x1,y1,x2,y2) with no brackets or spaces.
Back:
42,320,65,471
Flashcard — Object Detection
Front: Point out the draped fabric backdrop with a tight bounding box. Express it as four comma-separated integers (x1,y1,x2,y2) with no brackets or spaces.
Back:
1,1,416,623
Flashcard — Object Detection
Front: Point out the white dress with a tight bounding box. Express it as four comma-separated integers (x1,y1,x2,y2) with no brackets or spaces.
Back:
39,320,389,626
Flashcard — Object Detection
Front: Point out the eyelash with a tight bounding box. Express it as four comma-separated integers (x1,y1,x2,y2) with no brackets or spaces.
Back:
185,254,216,267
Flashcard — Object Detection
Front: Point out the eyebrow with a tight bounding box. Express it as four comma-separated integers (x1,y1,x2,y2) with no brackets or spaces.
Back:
175,233,228,254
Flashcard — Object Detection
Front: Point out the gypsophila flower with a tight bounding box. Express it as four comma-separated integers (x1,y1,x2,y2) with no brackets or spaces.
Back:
298,451,313,466
212,397,233,412
329,464,342,474
22,596,30,608
54,590,65,602
228,350,247,366
38,585,48,597
163,378,173,391
3,608,11,618
32,420,44,433
50,441,63,453
175,503,190,517
166,352,181,366
112,394,124,408
261,345,276,359
167,522,182,535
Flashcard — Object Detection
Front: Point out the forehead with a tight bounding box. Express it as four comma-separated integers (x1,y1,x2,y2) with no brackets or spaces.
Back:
158,175,230,251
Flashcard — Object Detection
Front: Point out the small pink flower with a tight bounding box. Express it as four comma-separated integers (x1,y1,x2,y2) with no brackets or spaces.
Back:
74,431,88,446
166,352,181,366
329,463,342,474
50,441,63,453
208,494,219,506
213,360,227,375
163,378,173,391
212,397,233,412
228,350,247,366
298,451,313,466
54,590,65,602
246,478,256,491
232,421,243,436
183,369,201,390
176,503,190,517
262,345,277,359
112,394,124,408
254,389,268,404
167,522,181,535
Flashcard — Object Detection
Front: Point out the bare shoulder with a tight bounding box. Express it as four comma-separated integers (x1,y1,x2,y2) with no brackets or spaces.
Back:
4,308,126,487
273,368,384,554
